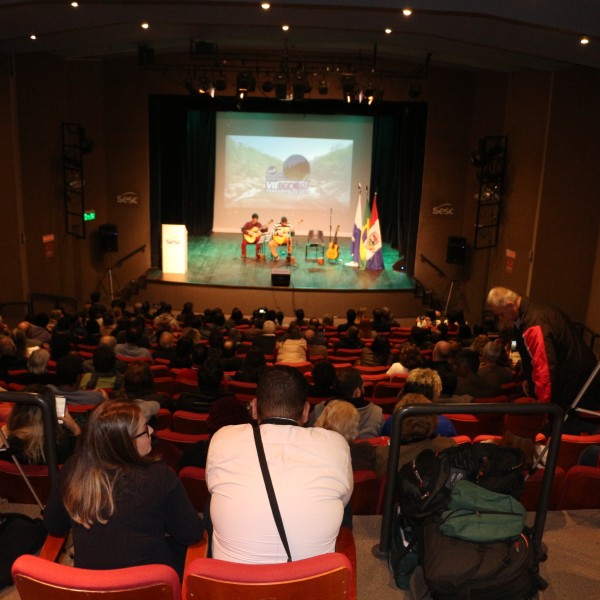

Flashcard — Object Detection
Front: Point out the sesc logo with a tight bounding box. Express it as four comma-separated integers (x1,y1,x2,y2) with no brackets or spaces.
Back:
432,202,455,216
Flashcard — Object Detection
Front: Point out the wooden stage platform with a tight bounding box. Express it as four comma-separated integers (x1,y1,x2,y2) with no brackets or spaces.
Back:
142,233,424,319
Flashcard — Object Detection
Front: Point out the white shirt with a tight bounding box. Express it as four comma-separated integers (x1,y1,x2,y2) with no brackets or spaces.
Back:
206,422,353,564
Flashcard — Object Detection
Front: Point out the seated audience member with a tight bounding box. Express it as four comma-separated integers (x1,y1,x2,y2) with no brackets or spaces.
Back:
578,445,600,467
252,319,278,357
497,398,546,469
374,393,456,477
371,308,391,333
49,354,106,406
79,345,124,392
308,360,336,398
477,341,514,390
358,334,391,367
231,348,267,383
206,365,352,563
453,349,500,399
10,348,56,385
82,336,126,374
78,318,101,346
386,342,424,377
334,325,364,352
176,301,196,326
44,400,203,577
118,361,163,419
49,318,73,361
174,345,208,382
469,334,491,357
381,368,456,438
169,335,195,369
337,308,357,334
179,395,255,470
176,358,232,413
289,308,307,329
11,327,30,362
18,313,52,347
304,327,328,360
115,326,153,363
219,340,244,372
310,367,385,439
0,384,80,465
153,331,176,362
315,400,376,471
275,324,308,363
357,311,375,340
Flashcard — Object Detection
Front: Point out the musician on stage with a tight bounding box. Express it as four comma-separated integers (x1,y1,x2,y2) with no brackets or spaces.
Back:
241,213,268,259
268,216,294,261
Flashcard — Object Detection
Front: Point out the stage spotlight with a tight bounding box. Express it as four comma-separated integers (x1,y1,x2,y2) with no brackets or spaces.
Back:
274,73,288,100
364,84,375,105
318,79,328,95
236,71,256,99
214,77,227,92
292,73,309,100
261,79,274,93
341,75,355,103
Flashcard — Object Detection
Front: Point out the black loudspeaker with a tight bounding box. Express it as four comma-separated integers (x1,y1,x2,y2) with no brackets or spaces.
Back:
271,268,291,287
99,224,118,253
446,236,466,265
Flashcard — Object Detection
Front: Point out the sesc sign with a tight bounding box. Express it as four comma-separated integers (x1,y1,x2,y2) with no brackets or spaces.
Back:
431,202,456,217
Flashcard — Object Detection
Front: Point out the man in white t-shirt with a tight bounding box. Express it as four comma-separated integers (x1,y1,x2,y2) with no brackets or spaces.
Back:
206,365,353,564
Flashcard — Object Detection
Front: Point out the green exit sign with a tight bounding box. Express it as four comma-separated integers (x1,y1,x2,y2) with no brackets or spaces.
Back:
84,210,96,221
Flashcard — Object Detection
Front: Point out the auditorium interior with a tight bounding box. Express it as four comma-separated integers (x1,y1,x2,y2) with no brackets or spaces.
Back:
1,2,600,598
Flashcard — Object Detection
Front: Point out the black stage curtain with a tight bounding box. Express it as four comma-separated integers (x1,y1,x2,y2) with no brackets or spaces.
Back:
149,96,427,273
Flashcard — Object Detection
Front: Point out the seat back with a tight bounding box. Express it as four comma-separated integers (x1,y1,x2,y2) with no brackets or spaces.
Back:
556,433,600,471
173,410,211,435
350,470,379,515
555,466,600,510
185,553,352,600
12,554,181,600
442,413,482,438
179,466,209,512
0,461,51,504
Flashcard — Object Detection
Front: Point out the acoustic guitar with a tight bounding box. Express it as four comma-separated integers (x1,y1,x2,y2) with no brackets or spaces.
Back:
272,219,303,246
326,225,340,260
244,220,273,243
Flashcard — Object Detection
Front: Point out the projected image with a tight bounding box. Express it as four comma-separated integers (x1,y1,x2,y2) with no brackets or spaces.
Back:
224,136,353,209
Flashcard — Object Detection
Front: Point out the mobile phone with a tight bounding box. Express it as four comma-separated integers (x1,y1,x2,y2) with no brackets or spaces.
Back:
55,395,66,422
510,340,517,351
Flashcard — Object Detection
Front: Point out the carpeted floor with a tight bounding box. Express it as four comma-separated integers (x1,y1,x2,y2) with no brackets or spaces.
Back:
2,505,599,599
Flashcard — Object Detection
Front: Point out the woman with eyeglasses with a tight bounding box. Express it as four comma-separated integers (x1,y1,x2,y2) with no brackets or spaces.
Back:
44,400,203,577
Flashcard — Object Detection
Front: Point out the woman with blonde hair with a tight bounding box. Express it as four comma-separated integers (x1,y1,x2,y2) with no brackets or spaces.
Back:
44,400,203,577
0,384,80,465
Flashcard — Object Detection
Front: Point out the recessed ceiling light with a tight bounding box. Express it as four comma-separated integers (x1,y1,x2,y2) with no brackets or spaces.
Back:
402,8,412,17
384,28,392,35
580,35,590,45
70,1,79,7
261,2,271,9
282,24,290,32
30,34,37,40
141,22,149,30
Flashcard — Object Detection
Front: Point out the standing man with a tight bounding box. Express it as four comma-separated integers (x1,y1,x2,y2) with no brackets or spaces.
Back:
487,287,600,432
268,216,294,261
241,213,268,260
206,365,352,564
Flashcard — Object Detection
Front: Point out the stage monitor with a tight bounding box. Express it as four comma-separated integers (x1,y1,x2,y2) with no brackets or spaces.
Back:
213,111,373,238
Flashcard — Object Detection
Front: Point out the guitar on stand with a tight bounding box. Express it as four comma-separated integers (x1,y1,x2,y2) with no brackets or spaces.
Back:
326,225,340,260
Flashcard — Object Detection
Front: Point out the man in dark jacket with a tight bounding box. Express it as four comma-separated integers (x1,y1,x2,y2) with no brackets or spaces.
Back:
487,287,599,433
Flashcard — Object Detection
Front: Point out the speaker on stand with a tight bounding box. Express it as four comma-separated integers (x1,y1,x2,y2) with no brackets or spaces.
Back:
99,224,119,299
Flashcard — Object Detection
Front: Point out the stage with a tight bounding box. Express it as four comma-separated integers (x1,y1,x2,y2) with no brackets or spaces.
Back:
141,233,424,319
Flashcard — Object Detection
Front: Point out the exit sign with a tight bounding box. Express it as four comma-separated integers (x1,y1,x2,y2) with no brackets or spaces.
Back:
84,210,96,221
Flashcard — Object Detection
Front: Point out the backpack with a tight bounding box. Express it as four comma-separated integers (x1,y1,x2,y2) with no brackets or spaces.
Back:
0,513,46,589
388,504,421,589
421,521,540,600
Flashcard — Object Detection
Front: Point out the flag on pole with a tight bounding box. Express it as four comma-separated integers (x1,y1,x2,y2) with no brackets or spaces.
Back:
348,185,362,267
359,194,371,270
366,193,384,270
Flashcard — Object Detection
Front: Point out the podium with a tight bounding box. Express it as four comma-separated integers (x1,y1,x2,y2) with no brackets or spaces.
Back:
161,224,188,274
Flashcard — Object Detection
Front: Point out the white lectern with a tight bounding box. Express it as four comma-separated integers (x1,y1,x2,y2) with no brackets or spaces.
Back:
161,224,188,274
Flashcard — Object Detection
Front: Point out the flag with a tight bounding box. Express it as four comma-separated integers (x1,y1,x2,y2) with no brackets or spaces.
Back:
366,193,384,270
359,195,371,269
348,187,362,266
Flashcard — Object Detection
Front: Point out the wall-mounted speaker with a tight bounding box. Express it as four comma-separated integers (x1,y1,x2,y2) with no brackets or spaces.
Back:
271,267,291,287
99,224,118,253
446,236,466,265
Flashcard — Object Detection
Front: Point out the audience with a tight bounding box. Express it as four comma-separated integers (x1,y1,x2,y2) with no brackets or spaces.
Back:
206,365,352,563
44,400,203,578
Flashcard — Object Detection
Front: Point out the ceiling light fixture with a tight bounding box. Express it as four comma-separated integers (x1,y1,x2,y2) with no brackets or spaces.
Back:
71,1,79,7
402,8,412,17
30,34,37,40
261,2,271,9
384,28,392,35
282,24,290,32
580,35,590,45
141,22,149,30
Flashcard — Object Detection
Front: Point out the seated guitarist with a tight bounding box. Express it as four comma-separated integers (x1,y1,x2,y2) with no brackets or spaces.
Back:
241,213,268,259
268,216,294,261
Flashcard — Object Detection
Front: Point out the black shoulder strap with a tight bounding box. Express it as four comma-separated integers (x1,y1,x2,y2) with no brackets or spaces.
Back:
252,425,292,562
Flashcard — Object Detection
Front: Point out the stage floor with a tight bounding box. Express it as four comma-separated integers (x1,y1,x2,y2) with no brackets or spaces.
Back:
150,233,414,292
